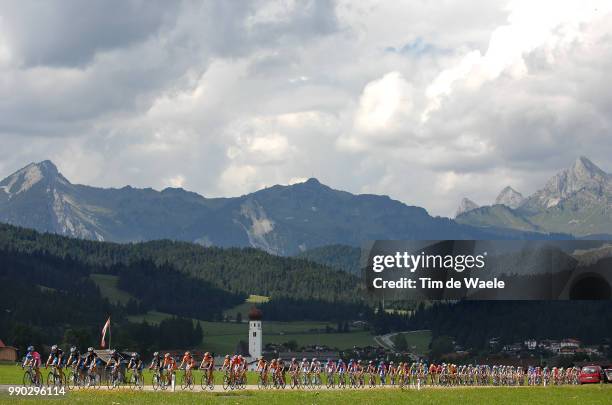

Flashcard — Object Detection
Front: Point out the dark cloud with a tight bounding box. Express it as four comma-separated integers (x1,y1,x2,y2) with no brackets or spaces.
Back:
1,0,178,67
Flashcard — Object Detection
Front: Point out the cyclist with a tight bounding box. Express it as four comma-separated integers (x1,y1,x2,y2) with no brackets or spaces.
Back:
127,352,143,384
366,360,376,386
336,358,345,375
300,358,310,385
83,347,99,385
221,354,231,376
46,345,65,384
105,349,122,383
325,358,336,384
388,361,397,385
268,358,278,385
256,356,268,385
230,354,245,384
355,360,364,387
178,351,195,383
347,359,357,385
67,347,84,382
163,353,177,384
276,358,286,385
149,351,164,384
429,362,437,384
289,358,300,386
310,358,322,385
23,346,42,386
200,352,215,385
378,360,387,385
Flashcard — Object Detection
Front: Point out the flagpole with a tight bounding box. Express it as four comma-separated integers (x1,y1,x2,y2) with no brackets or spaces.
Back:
109,317,111,350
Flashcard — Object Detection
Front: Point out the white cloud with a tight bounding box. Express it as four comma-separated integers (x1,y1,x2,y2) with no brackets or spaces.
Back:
0,0,611,218
164,174,186,188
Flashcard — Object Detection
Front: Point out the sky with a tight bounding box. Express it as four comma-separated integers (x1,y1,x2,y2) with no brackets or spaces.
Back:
0,0,611,217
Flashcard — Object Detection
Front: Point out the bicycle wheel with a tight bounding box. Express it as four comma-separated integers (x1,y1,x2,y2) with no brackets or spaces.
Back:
257,374,264,390
152,374,160,391
135,371,144,391
160,374,169,391
66,370,75,390
222,374,230,391
23,371,33,387
46,372,55,387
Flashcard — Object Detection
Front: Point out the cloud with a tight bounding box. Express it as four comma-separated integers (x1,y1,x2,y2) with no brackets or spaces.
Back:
0,0,611,217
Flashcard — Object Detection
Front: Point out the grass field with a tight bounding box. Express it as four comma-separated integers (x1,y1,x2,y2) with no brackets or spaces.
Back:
127,311,377,354
398,330,431,355
0,384,609,404
90,274,135,305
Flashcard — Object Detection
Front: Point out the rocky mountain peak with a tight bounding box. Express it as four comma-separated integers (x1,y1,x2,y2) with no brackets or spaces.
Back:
456,197,479,217
572,156,606,177
0,160,71,198
537,156,609,208
495,186,524,209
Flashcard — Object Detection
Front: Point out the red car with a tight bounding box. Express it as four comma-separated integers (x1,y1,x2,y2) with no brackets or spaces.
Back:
579,365,603,384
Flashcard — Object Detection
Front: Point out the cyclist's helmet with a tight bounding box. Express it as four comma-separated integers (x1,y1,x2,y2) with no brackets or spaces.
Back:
225,355,230,359
51,345,58,352
184,351,190,356
259,356,264,360
70,347,76,354
302,358,307,362
153,352,159,356
291,358,296,362
277,358,281,362
87,347,94,352
204,352,210,357
369,360,373,364
165,353,170,358
132,352,138,358
390,361,394,365
27,346,34,352
110,349,116,355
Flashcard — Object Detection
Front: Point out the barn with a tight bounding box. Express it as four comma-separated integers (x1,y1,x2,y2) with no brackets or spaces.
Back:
0,339,18,362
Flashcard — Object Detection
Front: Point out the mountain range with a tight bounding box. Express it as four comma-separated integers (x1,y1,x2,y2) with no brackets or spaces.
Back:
0,160,559,256
455,156,612,236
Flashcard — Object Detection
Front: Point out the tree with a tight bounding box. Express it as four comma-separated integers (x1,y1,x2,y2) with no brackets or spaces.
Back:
194,322,203,347
430,336,454,360
285,340,298,351
393,333,408,352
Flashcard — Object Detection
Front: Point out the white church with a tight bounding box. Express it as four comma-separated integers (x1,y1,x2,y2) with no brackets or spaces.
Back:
247,306,263,362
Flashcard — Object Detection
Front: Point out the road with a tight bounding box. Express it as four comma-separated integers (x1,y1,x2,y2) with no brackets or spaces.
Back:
0,383,539,393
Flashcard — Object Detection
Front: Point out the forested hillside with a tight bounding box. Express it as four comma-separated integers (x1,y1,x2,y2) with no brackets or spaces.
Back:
296,244,361,275
0,223,363,302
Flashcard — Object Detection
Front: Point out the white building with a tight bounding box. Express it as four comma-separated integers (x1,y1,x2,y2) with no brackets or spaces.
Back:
524,339,537,350
248,307,263,360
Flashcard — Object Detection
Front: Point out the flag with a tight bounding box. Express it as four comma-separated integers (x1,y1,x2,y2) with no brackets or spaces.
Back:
101,317,111,348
